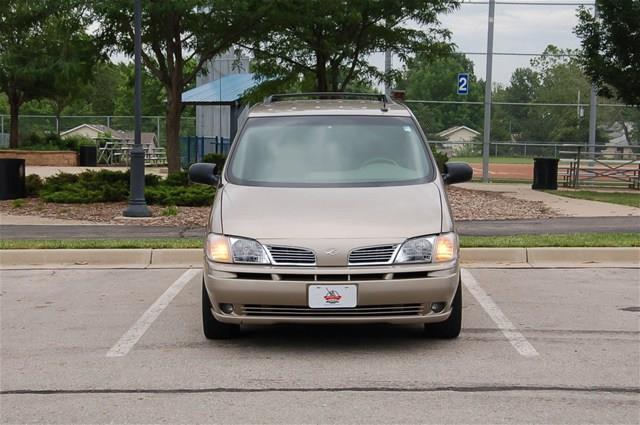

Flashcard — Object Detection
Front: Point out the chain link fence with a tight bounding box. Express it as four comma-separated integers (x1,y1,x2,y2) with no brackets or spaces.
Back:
0,114,196,148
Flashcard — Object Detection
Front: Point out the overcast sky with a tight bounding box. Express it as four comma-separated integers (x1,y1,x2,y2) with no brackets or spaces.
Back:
371,0,594,85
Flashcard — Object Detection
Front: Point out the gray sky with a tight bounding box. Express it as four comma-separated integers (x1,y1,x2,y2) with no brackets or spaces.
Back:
371,0,594,85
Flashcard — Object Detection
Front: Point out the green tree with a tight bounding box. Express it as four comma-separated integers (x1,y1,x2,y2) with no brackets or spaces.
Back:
245,0,458,93
0,1,98,146
43,8,101,133
401,52,484,134
575,0,640,106
0,1,56,147
93,0,260,173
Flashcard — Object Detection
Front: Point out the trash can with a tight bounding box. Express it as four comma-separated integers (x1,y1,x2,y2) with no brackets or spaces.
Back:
532,157,559,190
79,145,97,166
0,158,26,200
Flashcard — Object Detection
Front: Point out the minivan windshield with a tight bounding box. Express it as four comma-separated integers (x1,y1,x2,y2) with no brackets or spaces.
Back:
227,115,433,187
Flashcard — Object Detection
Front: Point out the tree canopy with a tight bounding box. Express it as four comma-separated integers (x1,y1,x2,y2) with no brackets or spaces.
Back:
245,0,459,92
575,0,640,106
92,0,263,172
401,53,484,136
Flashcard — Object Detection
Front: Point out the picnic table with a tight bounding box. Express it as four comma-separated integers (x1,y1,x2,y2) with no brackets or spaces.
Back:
96,139,167,166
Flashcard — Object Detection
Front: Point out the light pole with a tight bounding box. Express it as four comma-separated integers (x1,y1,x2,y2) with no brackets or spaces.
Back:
123,0,151,217
481,0,495,183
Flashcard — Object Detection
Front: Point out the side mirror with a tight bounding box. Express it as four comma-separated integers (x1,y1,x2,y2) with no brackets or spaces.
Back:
188,163,218,185
442,162,473,185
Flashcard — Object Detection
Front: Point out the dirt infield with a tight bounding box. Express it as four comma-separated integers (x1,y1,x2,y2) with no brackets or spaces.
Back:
468,163,533,180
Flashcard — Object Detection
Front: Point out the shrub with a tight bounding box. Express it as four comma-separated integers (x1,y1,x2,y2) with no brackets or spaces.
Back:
202,153,227,171
145,184,215,206
12,199,25,208
430,145,449,173
164,171,189,187
39,171,128,203
41,185,104,203
20,133,92,152
25,174,43,196
36,170,214,206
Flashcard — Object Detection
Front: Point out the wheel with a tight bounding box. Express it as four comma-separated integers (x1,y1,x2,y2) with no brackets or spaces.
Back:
424,279,462,339
202,281,240,339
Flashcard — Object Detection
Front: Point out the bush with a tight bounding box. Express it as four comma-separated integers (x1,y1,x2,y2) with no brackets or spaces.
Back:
36,170,215,206
202,153,227,171
145,184,215,206
20,133,93,152
39,170,129,203
25,174,43,196
164,171,189,187
430,145,449,173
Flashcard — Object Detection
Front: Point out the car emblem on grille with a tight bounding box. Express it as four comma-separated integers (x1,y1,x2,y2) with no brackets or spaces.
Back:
325,248,338,256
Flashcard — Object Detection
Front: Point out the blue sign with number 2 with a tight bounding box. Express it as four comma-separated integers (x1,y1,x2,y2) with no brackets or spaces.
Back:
457,73,469,95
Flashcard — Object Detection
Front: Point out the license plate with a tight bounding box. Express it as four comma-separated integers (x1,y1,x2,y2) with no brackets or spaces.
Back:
308,285,357,308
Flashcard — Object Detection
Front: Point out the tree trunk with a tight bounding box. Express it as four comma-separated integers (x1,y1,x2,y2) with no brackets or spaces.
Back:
316,58,328,92
8,89,22,149
165,86,182,174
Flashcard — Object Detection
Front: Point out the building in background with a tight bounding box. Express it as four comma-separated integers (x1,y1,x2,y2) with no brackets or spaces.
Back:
435,125,480,153
61,124,158,147
194,51,251,142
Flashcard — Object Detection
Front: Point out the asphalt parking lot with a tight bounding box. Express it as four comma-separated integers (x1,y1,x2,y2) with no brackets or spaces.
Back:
1,267,638,424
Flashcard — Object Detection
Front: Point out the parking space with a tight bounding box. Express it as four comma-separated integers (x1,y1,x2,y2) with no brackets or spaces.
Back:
1,267,638,423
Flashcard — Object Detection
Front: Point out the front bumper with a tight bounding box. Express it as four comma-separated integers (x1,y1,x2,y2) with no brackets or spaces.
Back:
203,259,460,325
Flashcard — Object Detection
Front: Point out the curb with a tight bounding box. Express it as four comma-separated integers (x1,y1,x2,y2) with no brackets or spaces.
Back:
1,248,638,269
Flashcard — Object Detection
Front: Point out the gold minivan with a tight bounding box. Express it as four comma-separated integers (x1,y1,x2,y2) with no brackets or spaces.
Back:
189,93,473,339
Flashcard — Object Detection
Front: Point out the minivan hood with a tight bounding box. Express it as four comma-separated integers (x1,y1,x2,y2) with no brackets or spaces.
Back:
219,183,442,240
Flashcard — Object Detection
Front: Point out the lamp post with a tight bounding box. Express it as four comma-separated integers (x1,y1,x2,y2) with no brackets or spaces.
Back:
123,0,151,217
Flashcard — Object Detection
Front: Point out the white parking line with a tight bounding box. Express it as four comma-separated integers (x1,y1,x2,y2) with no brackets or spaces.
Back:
461,268,539,358
106,269,201,358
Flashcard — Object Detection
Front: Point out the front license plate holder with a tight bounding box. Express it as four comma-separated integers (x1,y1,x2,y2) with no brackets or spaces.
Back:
308,285,357,308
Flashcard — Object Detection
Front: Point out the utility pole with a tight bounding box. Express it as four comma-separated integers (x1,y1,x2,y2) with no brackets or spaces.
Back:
587,3,598,153
481,0,495,182
123,0,151,217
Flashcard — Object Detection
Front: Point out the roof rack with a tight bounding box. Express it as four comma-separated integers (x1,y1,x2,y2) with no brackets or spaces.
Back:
264,92,392,111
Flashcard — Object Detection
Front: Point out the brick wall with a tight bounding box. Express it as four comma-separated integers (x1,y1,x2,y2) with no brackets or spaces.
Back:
0,150,78,166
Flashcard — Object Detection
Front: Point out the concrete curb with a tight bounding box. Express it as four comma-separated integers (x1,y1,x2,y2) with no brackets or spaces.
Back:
1,247,638,269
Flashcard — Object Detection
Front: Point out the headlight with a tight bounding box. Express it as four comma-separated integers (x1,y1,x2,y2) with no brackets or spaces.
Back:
395,233,458,264
206,234,270,264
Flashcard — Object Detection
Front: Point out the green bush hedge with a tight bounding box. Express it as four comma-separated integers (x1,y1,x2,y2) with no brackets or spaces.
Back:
202,153,227,171
20,133,94,152
33,170,214,206
430,145,449,173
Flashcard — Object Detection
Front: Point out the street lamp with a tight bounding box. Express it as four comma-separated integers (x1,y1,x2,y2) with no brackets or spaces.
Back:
123,0,151,217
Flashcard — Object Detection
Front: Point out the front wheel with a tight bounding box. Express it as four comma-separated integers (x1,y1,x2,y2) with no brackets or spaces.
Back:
202,281,240,339
424,279,462,339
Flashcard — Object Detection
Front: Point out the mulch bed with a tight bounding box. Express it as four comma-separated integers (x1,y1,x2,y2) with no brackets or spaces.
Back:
0,186,555,227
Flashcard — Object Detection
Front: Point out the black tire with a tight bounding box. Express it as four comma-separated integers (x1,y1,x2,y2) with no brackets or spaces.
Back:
424,279,462,339
202,281,240,339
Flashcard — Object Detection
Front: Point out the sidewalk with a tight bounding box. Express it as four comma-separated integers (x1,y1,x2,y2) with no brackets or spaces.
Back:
459,183,640,217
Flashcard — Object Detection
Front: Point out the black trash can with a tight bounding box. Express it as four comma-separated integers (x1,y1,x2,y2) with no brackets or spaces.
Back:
532,157,559,190
0,158,26,200
79,145,97,166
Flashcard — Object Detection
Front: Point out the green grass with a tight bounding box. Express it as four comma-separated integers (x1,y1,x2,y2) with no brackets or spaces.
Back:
451,156,534,164
547,190,640,208
1,233,638,250
0,238,203,250
461,233,639,248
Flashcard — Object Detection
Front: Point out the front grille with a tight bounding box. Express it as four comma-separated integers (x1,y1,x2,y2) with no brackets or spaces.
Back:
267,245,316,265
349,244,399,264
243,304,424,317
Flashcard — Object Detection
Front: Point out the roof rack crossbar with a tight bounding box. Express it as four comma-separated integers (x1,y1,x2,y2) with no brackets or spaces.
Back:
264,92,393,105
